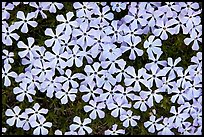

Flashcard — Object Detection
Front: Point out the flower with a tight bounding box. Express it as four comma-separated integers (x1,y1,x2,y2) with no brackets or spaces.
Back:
44,26,64,50
93,5,114,25
157,117,174,135
56,69,79,88
133,93,149,112
104,124,125,135
79,81,103,102
30,117,52,135
124,66,147,91
144,115,163,133
2,63,17,87
13,82,36,102
110,2,128,12
25,103,48,121
54,129,62,135
29,2,49,19
140,88,164,108
17,37,39,59
169,106,190,128
2,49,14,64
84,99,106,119
67,45,84,67
18,112,33,131
120,110,140,127
143,35,162,57
96,70,116,91
144,52,167,71
5,106,22,127
107,98,131,117
120,36,143,60
104,20,125,43
56,11,79,35
2,24,20,46
72,20,95,47
170,86,190,104
40,73,62,98
42,2,64,13
69,116,92,135
153,18,178,40
113,85,135,102
123,7,148,29
14,11,38,33
2,2,14,20
55,83,77,104
184,29,202,51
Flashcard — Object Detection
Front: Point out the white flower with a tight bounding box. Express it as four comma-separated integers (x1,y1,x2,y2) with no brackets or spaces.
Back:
42,2,64,13
2,64,17,87
120,110,140,127
104,124,125,135
5,106,22,127
55,84,77,104
69,116,92,135
25,103,48,122
13,82,36,102
14,11,38,33
2,49,14,64
30,117,52,135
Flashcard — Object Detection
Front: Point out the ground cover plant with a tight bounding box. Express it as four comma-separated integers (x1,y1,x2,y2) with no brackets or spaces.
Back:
2,2,202,135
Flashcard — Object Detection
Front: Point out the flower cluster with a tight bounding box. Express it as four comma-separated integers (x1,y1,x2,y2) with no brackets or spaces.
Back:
2,2,202,135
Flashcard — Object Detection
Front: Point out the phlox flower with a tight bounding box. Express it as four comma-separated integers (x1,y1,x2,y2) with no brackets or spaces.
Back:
144,115,163,133
143,65,164,88
184,29,202,51
110,2,128,12
176,67,193,88
2,63,17,87
159,76,176,94
40,73,62,98
2,2,14,20
56,12,79,35
179,2,200,15
104,124,125,135
124,66,147,91
115,60,129,82
29,2,49,19
69,116,92,135
42,2,64,13
55,83,77,104
14,11,38,33
13,82,36,102
184,79,202,100
56,69,79,89
17,37,39,59
44,26,64,50
140,88,163,108
133,93,149,112
120,110,140,128
153,18,178,40
120,36,143,60
79,81,103,102
2,49,14,64
25,103,48,121
18,112,33,131
169,106,190,128
30,117,52,135
143,35,162,57
97,70,116,91
159,2,181,18
104,20,125,43
84,99,106,120
191,52,202,68
157,117,175,135
2,24,20,46
159,57,183,80
5,106,22,127
100,44,122,61
67,45,84,67
170,86,190,104
93,5,114,25
107,98,131,118
114,85,135,102
72,20,95,47
145,52,167,71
